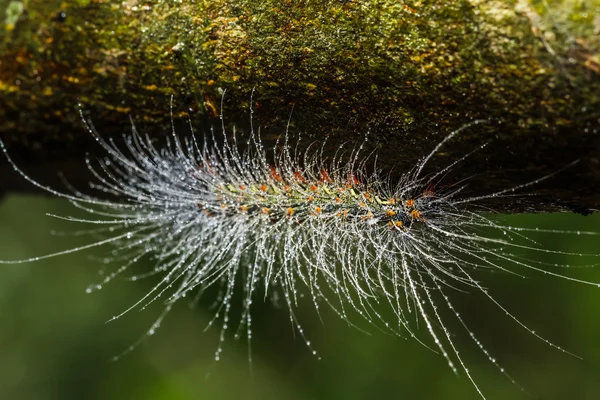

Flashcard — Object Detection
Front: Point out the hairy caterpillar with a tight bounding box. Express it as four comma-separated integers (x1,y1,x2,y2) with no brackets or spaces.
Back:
0,103,598,399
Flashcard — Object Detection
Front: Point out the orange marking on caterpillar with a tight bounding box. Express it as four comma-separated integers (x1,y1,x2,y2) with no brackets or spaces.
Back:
199,164,216,175
386,209,396,217
423,184,435,198
294,170,306,183
346,173,360,187
286,207,295,216
270,166,283,182
319,169,333,183
388,221,404,230
411,209,423,220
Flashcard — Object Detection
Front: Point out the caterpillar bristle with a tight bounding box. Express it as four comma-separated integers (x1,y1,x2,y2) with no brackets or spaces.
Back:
0,101,598,400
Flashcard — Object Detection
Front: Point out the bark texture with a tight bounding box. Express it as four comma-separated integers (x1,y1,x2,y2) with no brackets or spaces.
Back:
1,0,599,212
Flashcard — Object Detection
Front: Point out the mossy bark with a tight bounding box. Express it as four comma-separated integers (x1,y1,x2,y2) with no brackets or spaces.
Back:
1,0,599,212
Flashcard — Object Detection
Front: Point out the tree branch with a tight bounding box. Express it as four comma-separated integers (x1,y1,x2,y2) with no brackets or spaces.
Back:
1,0,599,212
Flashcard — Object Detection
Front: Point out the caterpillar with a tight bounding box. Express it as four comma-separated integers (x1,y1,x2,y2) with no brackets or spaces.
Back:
0,101,598,399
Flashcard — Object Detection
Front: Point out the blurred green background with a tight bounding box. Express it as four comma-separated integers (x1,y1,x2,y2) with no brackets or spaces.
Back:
1,194,599,400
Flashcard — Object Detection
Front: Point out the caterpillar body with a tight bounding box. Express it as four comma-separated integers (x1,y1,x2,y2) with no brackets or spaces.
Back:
0,106,598,399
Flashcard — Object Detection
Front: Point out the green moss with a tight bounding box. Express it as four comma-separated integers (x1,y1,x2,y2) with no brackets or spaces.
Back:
0,0,598,153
